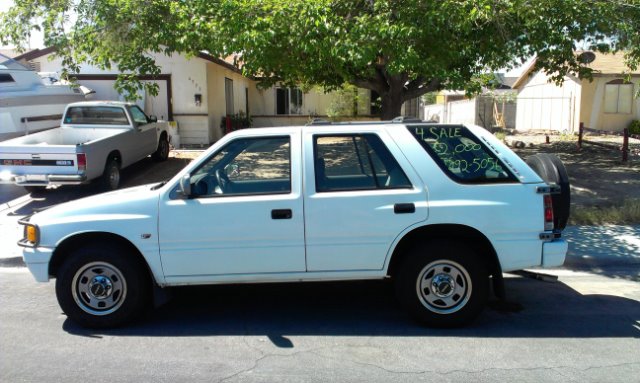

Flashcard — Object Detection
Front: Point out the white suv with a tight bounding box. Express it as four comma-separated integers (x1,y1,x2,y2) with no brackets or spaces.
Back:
19,121,569,328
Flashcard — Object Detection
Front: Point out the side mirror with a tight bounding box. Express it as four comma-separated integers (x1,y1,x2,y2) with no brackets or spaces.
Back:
177,174,192,198
148,115,158,123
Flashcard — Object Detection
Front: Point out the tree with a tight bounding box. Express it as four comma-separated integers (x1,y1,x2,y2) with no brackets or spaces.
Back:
2,0,639,119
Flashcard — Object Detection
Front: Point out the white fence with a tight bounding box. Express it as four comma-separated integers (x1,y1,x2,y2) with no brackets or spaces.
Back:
423,96,517,130
515,96,574,133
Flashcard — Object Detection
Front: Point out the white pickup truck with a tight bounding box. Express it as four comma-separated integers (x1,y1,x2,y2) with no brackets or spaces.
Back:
0,101,171,191
18,120,570,329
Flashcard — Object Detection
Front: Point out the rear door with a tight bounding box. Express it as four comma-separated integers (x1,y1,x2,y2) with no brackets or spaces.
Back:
303,129,428,271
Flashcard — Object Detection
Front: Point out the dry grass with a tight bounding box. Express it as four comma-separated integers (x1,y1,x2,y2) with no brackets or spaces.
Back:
570,199,640,225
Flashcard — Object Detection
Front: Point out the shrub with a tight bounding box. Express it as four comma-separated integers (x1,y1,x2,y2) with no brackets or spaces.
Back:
629,120,640,135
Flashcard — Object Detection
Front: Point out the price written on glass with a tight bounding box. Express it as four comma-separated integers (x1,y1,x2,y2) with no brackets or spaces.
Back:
415,127,503,174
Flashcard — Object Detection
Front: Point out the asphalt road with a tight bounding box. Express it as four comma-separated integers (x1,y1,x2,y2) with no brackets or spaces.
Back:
1,268,639,382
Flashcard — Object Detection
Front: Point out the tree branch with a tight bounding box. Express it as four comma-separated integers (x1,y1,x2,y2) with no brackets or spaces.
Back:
402,78,442,101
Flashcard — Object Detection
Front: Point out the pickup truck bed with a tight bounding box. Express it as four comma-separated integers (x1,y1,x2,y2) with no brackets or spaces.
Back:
0,101,170,190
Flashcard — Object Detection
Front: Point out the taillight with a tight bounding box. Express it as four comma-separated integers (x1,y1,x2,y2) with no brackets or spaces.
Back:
77,153,86,172
544,194,554,231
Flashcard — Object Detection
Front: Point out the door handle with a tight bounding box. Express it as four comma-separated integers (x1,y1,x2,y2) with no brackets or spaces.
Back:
271,209,293,219
394,203,415,214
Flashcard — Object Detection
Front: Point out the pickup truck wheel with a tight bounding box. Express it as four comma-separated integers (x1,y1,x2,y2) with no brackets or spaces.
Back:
24,186,47,195
101,159,120,190
396,242,488,328
152,137,170,161
55,245,150,328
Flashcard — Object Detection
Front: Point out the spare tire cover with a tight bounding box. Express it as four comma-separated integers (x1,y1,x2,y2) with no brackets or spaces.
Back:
525,153,571,230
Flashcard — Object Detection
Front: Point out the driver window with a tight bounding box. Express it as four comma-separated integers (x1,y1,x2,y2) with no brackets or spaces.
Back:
190,136,291,197
129,106,149,125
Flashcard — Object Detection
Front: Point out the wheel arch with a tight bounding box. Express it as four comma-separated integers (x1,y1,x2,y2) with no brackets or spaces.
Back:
105,150,122,168
387,224,502,282
49,232,155,284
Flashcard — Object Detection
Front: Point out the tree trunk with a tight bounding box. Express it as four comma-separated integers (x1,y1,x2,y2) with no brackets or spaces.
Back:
380,94,404,120
379,83,405,120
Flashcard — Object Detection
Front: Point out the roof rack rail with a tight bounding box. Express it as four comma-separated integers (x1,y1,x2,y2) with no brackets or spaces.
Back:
306,118,332,126
306,116,423,126
391,116,423,123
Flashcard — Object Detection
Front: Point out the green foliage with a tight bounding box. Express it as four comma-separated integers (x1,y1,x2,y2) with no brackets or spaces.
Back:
220,111,252,133
2,1,640,118
326,84,360,118
422,92,438,106
629,120,640,135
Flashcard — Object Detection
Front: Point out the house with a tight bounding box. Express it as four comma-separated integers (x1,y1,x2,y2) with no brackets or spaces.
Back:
14,48,384,146
512,52,640,133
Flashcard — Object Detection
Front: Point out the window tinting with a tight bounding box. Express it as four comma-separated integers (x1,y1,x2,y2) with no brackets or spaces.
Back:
314,134,412,192
407,125,515,183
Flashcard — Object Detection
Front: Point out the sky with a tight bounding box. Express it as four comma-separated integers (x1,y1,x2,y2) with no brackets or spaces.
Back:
0,0,45,51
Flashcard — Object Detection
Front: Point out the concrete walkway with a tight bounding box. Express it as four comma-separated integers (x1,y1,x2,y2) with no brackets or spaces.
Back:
562,225,640,280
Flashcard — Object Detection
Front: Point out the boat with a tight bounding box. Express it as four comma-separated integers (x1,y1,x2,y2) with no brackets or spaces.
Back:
0,53,91,141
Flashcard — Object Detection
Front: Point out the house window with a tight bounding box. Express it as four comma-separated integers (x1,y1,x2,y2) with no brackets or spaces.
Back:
225,78,234,116
276,87,303,115
604,79,633,114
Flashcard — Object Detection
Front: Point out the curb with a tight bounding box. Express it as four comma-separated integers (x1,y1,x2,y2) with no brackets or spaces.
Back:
0,257,25,268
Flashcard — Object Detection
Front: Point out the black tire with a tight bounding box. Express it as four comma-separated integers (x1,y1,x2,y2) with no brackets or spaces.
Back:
101,158,120,191
55,244,150,328
24,185,48,195
525,153,571,230
152,136,170,161
395,241,489,328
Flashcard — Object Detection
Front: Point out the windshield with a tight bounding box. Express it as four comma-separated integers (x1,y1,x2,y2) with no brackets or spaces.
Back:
0,53,31,71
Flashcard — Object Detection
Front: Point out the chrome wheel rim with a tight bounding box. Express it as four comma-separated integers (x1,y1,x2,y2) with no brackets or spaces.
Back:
416,260,472,314
72,262,127,316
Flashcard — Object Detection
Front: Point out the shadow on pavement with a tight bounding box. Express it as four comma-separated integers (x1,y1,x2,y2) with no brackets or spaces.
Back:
7,157,190,216
563,225,640,281
63,277,640,341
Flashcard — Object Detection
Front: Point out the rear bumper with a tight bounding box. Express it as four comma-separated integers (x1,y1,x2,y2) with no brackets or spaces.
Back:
0,173,87,186
541,239,568,268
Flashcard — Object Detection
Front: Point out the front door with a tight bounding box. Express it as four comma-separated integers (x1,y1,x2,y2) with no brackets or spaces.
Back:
158,132,305,283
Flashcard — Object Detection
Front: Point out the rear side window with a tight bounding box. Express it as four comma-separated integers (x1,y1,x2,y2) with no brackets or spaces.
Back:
64,106,129,125
314,134,412,192
407,125,516,183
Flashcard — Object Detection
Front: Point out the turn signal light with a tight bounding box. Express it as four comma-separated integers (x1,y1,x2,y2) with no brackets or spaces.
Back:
25,224,39,245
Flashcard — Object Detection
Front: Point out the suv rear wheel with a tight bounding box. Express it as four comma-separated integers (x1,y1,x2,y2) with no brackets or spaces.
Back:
396,241,488,327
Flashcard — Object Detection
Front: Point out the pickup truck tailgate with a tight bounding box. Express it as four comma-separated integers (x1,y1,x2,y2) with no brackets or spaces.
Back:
0,146,83,185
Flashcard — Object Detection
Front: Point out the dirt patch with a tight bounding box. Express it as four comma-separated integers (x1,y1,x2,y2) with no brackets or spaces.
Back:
509,133,640,208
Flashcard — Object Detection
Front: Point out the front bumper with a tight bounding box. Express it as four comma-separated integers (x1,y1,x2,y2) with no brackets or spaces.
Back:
541,239,568,268
21,246,54,282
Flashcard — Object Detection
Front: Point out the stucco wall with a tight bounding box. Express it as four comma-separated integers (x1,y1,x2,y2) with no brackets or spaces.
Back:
580,76,640,132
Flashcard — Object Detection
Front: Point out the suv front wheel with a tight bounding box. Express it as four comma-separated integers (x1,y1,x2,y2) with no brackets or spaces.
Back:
396,241,489,327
